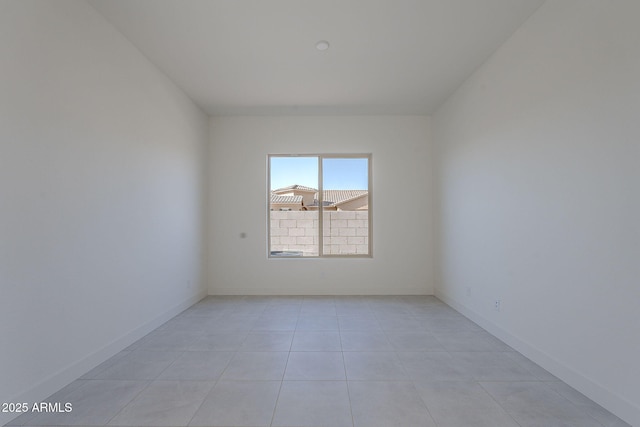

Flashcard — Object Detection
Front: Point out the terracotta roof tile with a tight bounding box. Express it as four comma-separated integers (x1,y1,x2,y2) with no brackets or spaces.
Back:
273,184,317,193
308,190,368,206
271,185,368,208
270,194,303,204
322,190,368,205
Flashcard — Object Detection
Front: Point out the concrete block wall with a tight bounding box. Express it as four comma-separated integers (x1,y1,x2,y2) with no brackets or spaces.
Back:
270,211,319,256
270,211,369,256
324,211,370,255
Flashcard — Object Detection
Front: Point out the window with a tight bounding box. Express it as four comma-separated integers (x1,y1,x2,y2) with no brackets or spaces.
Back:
268,154,372,257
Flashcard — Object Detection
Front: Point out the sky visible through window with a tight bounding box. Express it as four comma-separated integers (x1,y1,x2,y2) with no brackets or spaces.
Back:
270,156,368,190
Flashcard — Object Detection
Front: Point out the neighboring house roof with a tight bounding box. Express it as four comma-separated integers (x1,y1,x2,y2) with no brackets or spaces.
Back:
272,184,317,193
303,190,368,208
270,194,303,204
270,185,368,208
319,190,368,206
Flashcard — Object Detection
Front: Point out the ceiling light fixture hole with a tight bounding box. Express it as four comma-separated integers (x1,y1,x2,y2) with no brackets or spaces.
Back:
316,40,330,51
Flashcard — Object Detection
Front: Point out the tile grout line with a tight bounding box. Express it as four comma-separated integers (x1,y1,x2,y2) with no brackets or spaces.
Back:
185,300,249,427
476,380,526,427
101,377,153,427
339,315,356,427
268,301,299,427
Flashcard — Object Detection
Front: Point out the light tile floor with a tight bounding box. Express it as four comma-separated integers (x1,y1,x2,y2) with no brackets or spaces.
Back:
7,296,631,427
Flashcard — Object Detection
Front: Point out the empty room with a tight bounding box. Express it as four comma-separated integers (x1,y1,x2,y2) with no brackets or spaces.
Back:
1,0,638,426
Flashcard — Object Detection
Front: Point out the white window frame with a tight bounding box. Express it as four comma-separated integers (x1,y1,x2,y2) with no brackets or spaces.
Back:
267,153,373,258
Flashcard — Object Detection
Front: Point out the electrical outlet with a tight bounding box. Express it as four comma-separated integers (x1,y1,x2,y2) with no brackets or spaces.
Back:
466,287,471,297
494,299,501,311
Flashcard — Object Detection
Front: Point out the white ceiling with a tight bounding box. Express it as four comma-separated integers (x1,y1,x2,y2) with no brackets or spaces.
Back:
88,0,545,116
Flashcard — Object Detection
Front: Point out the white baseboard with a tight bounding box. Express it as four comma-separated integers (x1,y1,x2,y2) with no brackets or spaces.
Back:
1,291,206,427
210,286,431,296
435,289,639,427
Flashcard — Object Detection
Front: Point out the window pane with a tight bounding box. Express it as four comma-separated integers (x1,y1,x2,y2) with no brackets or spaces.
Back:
269,156,318,257
322,157,369,255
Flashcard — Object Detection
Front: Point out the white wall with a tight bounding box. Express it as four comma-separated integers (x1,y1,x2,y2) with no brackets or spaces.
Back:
0,1,209,423
432,0,640,424
209,116,433,295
